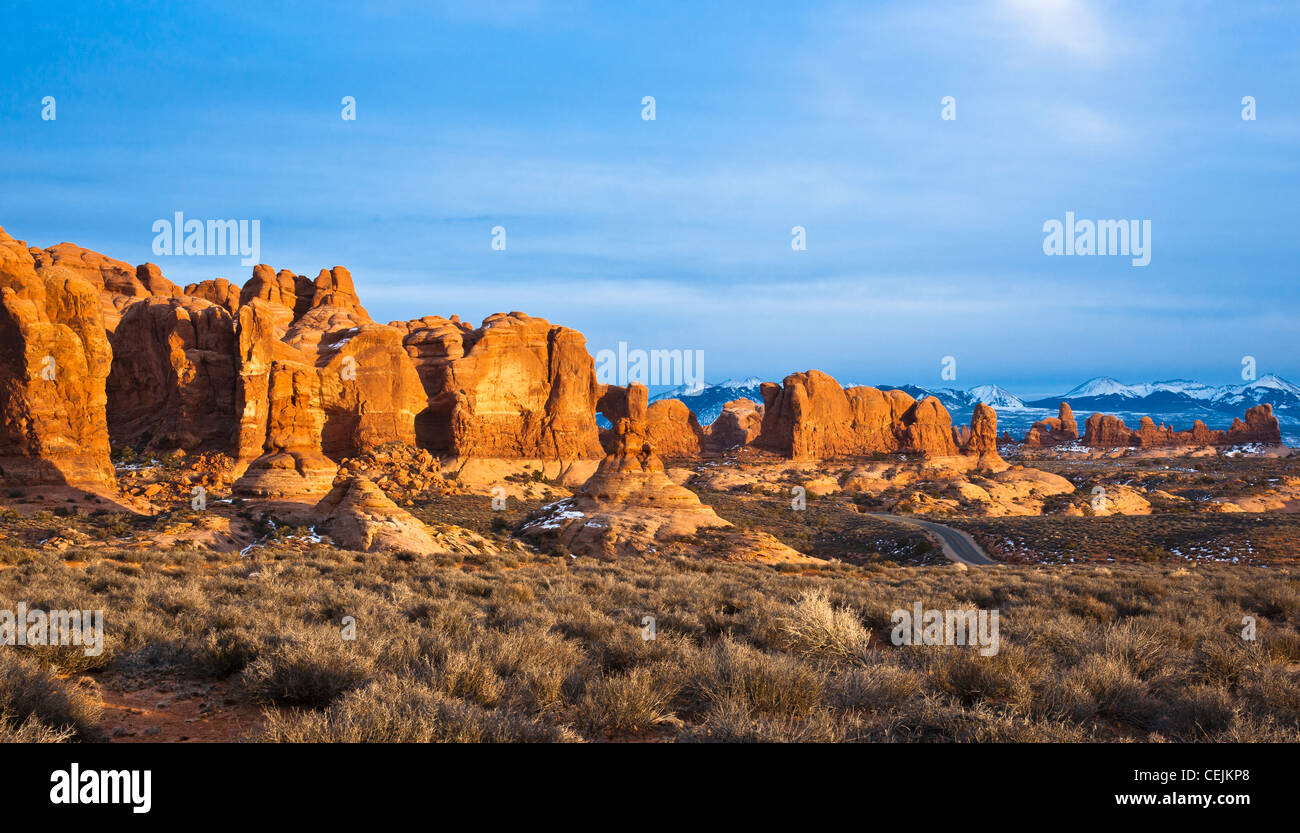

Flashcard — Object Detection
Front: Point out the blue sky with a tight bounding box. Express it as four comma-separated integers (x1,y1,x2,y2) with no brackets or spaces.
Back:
2,0,1297,396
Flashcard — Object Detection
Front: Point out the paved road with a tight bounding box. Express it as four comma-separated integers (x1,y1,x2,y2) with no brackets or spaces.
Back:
867,513,997,566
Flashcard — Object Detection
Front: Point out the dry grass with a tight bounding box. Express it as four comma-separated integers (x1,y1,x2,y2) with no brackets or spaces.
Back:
1,540,1298,742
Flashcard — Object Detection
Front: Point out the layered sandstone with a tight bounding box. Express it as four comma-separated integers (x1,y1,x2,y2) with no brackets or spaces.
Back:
0,228,116,490
394,312,603,460
755,370,957,459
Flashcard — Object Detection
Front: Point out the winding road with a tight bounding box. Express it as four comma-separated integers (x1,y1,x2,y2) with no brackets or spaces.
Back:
867,513,997,566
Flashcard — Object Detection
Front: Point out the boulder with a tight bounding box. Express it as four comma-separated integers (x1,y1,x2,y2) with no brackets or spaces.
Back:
705,398,764,451
315,476,438,553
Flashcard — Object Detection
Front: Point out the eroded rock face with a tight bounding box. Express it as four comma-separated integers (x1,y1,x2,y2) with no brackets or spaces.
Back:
29,243,156,334
595,387,704,458
315,476,438,553
960,402,1004,468
1083,413,1132,447
395,312,603,459
756,370,957,459
106,295,238,451
232,267,425,499
1024,402,1079,447
1083,405,1282,448
183,278,241,314
1228,404,1282,445
705,398,764,452
0,228,115,490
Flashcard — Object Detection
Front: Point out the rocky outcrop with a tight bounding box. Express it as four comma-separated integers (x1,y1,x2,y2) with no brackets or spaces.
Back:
106,295,238,451
1083,404,1282,448
645,399,704,458
961,400,998,454
1023,402,1079,447
755,370,957,459
315,476,438,553
1083,413,1132,447
705,398,764,452
395,312,603,460
596,387,704,458
232,267,425,499
183,278,241,314
1227,404,1282,445
521,383,730,558
28,243,159,334
0,228,115,490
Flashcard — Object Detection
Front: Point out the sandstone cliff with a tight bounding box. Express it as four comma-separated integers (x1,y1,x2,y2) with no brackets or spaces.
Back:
0,228,116,490
755,370,958,459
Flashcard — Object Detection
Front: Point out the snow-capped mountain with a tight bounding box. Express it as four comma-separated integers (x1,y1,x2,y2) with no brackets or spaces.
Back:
1027,374,1300,415
1211,374,1300,409
964,384,1027,410
882,384,1026,411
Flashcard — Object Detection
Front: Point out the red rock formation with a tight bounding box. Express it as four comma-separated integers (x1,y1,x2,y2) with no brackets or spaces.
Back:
963,403,1001,458
595,386,704,457
1083,404,1281,448
233,266,425,498
645,399,704,458
1227,404,1282,445
0,228,115,490
106,295,238,451
756,370,957,459
521,383,729,558
315,476,438,553
706,398,764,452
1083,413,1133,447
1024,402,1079,447
183,278,241,314
29,243,149,334
395,312,603,459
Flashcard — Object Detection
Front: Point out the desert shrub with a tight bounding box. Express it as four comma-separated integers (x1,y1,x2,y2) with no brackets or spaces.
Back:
257,676,576,743
778,589,872,666
240,631,374,707
577,665,680,736
0,652,102,739
828,662,923,711
682,638,824,719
